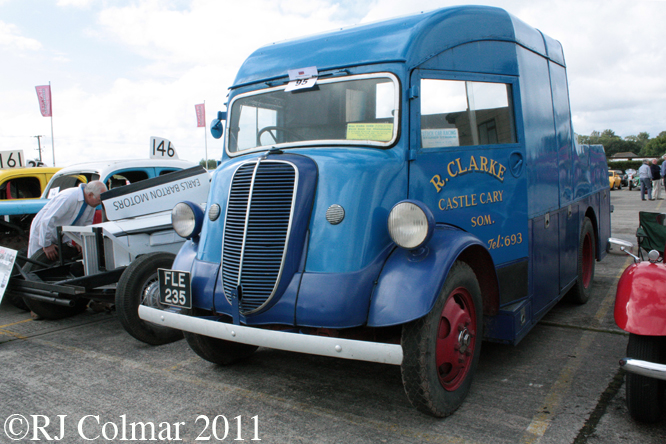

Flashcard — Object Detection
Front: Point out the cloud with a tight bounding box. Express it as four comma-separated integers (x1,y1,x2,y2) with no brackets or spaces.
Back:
0,20,41,51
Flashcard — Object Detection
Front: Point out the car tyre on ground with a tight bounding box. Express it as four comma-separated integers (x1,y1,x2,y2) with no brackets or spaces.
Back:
115,251,184,345
568,217,595,304
400,261,483,418
184,307,258,365
625,334,665,423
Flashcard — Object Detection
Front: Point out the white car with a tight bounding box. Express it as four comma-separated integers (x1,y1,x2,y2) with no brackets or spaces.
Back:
8,163,209,345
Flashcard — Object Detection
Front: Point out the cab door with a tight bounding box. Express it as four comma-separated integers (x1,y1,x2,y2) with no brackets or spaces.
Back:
407,69,529,306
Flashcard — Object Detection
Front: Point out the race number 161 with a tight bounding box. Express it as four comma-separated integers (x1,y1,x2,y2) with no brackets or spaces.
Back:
0,150,24,169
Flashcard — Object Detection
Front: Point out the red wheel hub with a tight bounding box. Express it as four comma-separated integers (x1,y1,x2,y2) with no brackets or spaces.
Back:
435,287,477,391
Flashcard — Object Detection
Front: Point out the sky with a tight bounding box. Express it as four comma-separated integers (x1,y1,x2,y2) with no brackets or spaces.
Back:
1,0,665,167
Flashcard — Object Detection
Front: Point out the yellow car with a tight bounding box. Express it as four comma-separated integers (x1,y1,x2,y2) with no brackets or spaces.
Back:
0,167,60,200
608,170,622,190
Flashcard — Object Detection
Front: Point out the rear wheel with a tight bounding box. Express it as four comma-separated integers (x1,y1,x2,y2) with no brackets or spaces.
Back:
115,252,183,345
625,334,666,423
22,250,89,320
568,217,595,304
401,261,483,417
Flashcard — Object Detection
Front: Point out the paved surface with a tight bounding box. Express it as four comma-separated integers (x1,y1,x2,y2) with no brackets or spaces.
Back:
1,187,665,443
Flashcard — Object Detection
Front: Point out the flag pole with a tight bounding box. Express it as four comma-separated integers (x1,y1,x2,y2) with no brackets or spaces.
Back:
49,81,56,166
204,100,208,170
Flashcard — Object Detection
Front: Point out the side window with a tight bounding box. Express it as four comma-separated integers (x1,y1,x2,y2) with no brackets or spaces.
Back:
113,170,149,183
420,79,516,148
159,169,178,176
45,174,86,198
8,177,42,199
107,175,129,190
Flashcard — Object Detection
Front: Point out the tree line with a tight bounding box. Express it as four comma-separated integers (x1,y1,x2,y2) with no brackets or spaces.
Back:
577,130,666,159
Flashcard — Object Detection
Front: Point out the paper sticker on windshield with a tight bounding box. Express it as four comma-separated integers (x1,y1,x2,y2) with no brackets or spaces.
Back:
47,187,60,198
285,77,318,92
346,123,393,142
421,129,460,148
288,66,318,80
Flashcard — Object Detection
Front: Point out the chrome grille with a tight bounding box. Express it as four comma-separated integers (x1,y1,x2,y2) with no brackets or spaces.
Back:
222,160,297,314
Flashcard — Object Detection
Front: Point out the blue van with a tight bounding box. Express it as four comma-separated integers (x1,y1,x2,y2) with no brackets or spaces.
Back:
141,5,611,417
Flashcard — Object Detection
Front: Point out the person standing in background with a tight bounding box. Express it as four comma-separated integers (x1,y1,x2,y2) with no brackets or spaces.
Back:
650,158,662,200
661,155,666,189
638,159,653,201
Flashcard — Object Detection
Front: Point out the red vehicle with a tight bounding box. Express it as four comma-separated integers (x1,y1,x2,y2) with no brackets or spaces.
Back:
612,212,666,423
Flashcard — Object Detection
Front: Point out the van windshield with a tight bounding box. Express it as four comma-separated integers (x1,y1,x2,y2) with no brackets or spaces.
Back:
227,74,399,154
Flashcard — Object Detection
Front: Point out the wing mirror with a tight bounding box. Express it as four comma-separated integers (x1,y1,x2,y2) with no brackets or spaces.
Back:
210,111,227,139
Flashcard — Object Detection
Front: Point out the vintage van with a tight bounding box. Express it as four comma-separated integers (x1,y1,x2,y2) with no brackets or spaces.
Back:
141,6,611,417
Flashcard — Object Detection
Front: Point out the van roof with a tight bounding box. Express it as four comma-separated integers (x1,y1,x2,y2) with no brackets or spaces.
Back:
233,5,564,88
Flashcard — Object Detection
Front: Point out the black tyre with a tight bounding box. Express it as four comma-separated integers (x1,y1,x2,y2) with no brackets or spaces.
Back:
568,217,595,304
115,252,183,345
8,292,30,311
184,311,258,365
401,261,483,417
22,250,89,319
625,334,666,423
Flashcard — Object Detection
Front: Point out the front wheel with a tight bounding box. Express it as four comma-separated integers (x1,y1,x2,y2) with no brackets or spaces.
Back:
625,334,666,423
185,330,258,366
401,261,483,417
115,252,183,345
568,217,595,304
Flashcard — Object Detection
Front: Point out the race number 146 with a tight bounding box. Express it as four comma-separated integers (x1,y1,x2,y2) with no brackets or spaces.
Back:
150,137,179,159
0,150,24,169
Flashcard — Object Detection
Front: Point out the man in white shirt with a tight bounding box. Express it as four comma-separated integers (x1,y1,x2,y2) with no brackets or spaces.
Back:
638,159,653,201
28,181,107,260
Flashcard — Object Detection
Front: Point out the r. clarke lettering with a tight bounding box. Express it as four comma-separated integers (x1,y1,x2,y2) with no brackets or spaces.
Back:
430,155,507,192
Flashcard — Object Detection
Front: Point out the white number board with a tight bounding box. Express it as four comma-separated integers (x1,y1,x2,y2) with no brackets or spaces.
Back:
0,150,25,169
0,247,17,303
150,137,179,159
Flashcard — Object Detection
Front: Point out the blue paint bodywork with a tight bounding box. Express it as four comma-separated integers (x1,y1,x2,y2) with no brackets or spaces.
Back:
177,5,610,345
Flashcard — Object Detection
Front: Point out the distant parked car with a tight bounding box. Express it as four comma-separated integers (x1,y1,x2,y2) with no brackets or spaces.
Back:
612,169,628,187
609,170,622,190
0,167,60,250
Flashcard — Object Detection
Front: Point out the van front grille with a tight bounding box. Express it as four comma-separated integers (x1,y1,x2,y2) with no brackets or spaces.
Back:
221,160,297,314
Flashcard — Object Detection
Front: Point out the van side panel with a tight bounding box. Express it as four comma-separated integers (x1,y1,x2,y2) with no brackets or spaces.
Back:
549,61,579,289
517,46,560,313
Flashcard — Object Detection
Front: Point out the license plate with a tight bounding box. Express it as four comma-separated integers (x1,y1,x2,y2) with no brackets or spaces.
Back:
158,269,192,309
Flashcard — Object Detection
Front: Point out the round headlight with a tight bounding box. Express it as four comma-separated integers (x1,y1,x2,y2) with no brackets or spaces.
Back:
172,202,203,239
387,201,434,250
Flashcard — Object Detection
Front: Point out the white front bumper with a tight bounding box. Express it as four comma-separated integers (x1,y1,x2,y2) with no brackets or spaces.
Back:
139,306,403,365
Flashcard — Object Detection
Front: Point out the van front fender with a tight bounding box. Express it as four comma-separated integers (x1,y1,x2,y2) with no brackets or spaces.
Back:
367,225,498,327
614,261,666,336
